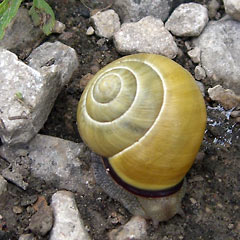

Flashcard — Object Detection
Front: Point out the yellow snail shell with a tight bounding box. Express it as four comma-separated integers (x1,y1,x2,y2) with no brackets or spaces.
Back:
77,53,206,223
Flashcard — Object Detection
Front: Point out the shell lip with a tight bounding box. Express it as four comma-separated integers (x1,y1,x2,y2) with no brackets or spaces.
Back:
102,157,184,198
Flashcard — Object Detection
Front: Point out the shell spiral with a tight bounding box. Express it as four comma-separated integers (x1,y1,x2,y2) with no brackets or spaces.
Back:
77,54,206,192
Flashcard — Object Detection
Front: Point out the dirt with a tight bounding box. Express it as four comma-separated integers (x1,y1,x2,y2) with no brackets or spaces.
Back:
0,0,239,239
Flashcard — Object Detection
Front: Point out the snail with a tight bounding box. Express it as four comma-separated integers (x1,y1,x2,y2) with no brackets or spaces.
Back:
77,53,206,225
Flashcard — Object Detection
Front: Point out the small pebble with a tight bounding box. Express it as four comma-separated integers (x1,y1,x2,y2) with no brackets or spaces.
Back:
190,198,197,204
187,47,201,63
195,65,206,80
228,223,234,230
18,233,36,240
205,207,212,213
91,10,120,38
33,195,48,211
97,38,106,47
231,110,240,118
29,205,53,236
185,41,192,51
189,175,204,183
108,216,147,240
80,73,94,91
208,85,240,110
90,63,100,74
13,206,23,214
52,21,66,34
26,206,36,214
86,26,95,36
195,152,205,162
208,0,220,19
235,117,240,123
217,203,224,209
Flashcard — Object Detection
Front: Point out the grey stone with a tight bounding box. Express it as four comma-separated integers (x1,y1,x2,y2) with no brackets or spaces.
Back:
28,134,94,193
113,16,178,58
27,41,79,87
91,10,120,38
52,21,66,34
193,19,240,94
208,85,240,110
195,65,206,80
29,205,53,236
196,81,205,97
208,0,220,19
0,41,78,145
113,0,186,23
0,175,7,196
108,216,147,240
187,47,201,64
50,190,91,240
2,168,28,190
223,0,240,21
0,7,44,58
1,153,30,190
165,3,209,37
19,234,36,240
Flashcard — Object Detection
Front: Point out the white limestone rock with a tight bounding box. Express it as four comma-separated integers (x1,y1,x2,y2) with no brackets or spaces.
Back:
0,41,78,145
223,0,240,21
193,19,240,95
187,47,201,64
50,190,91,240
208,85,240,110
194,65,206,81
114,16,178,58
91,10,120,38
165,3,209,37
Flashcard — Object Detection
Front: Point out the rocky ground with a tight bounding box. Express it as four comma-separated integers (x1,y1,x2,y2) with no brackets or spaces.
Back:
0,0,240,239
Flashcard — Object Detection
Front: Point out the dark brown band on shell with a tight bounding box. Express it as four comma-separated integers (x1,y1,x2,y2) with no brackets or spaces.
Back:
102,157,184,198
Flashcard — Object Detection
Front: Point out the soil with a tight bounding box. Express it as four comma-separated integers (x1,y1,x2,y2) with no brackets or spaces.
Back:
0,0,239,240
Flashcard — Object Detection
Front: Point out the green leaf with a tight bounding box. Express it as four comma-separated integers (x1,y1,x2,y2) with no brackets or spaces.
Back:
29,0,55,36
0,0,23,39
15,91,23,100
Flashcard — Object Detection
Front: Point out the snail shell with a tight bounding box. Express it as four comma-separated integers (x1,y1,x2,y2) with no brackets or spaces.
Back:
77,53,206,196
